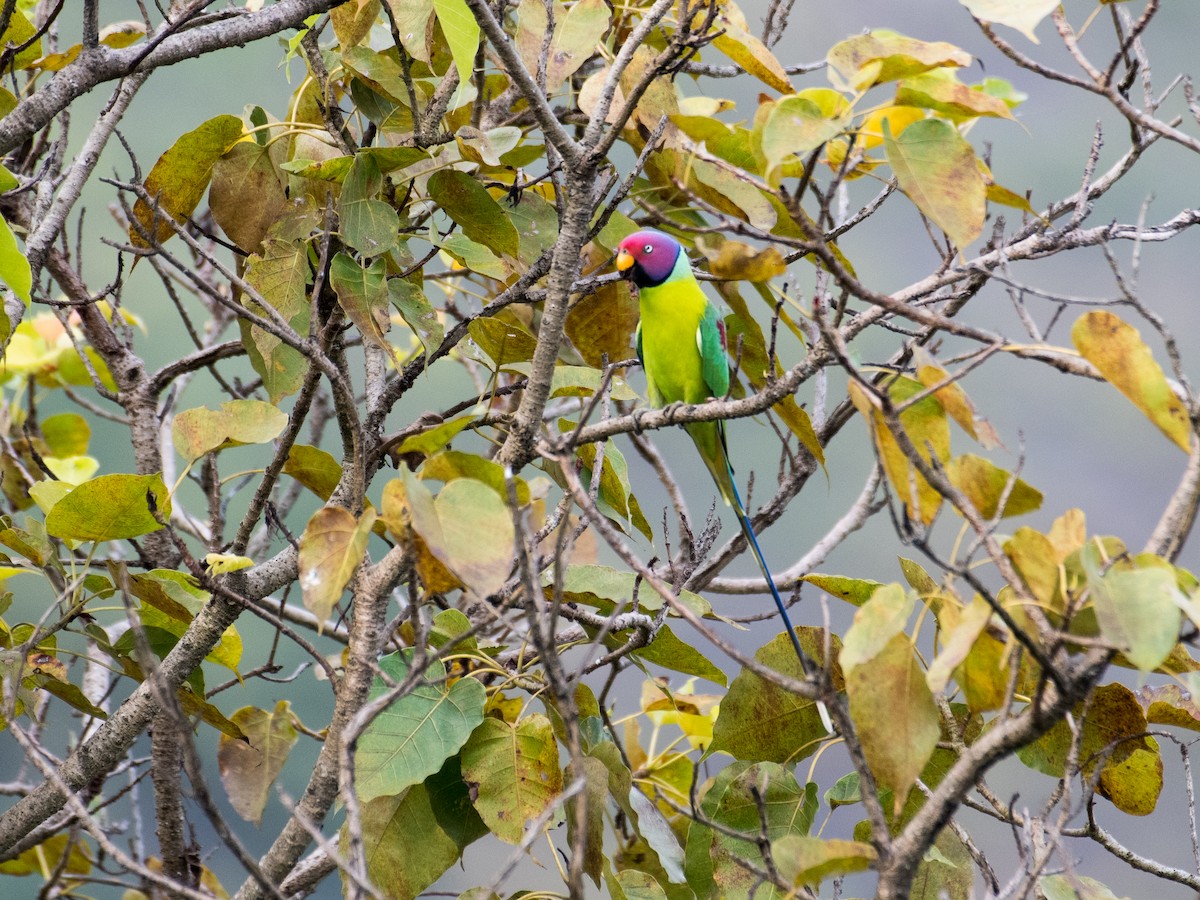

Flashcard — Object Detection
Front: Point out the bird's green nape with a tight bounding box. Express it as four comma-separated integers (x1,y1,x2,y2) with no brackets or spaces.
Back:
617,228,832,733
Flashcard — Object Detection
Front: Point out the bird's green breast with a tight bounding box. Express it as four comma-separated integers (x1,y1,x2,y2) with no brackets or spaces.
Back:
637,276,711,407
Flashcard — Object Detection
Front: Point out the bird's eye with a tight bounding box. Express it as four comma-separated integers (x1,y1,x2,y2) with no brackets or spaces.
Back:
643,244,653,254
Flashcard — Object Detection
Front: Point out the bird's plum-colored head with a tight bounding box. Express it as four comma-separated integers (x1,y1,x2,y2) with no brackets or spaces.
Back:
616,229,682,288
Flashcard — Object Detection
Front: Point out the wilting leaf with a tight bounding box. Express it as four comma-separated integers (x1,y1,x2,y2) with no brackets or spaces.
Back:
840,582,913,672
884,117,986,249
210,140,288,252
849,377,949,525
218,701,299,824
697,239,787,282
460,714,563,843
45,473,171,541
355,650,486,802
944,454,1042,519
1072,311,1191,452
297,506,376,625
172,399,288,461
958,0,1061,43
896,69,1015,120
401,472,516,599
846,633,939,813
708,629,840,763
710,0,791,94
1018,682,1162,816
131,115,243,247
516,0,610,92
827,30,971,91
772,836,877,888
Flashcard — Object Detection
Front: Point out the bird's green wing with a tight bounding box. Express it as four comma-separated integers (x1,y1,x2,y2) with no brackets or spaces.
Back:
697,302,730,399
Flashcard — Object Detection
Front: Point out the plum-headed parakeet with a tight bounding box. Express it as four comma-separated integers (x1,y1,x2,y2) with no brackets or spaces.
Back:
616,228,829,729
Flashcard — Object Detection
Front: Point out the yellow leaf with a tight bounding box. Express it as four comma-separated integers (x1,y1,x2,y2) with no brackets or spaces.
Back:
1071,310,1191,452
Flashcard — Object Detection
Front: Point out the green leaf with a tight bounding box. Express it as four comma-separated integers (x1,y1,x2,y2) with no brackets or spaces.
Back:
796,573,883,609
708,629,840,763
460,714,563,844
761,94,850,173
911,827,974,900
45,473,171,541
428,169,520,259
297,506,375,626
1083,546,1182,673
41,413,90,457
438,233,507,279
684,762,816,897
243,238,312,402
566,755,609,886
429,0,480,88
355,650,487,802
944,454,1043,519
389,278,444,356
172,399,288,461
846,633,939,814
339,153,399,257
393,413,477,457
349,758,488,900
330,253,395,360
958,0,1061,43
548,563,712,620
217,701,299,825
0,212,31,305
1071,310,1191,452
883,117,986,249
0,10,42,70
827,29,971,91
618,623,727,686
131,115,243,248
629,786,686,884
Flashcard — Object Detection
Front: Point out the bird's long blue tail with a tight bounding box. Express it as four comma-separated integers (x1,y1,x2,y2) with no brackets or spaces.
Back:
728,477,833,734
